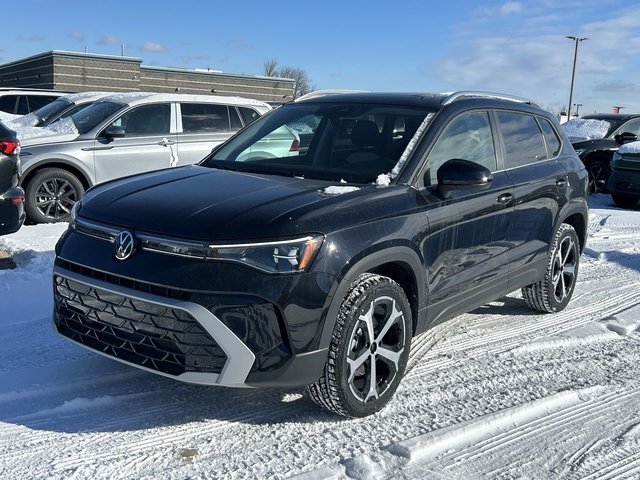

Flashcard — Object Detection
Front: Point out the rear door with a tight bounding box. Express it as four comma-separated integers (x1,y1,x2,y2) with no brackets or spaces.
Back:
93,102,177,183
495,110,568,288
176,103,240,166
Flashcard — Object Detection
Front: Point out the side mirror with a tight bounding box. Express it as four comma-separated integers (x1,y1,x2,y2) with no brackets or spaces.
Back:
614,132,637,145
103,126,126,141
434,158,493,199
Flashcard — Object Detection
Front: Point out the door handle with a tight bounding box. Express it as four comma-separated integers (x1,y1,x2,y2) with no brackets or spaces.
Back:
157,138,174,146
556,178,568,187
497,193,513,204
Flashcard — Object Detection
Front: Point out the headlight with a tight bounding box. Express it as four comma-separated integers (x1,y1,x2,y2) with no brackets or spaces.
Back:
206,235,323,273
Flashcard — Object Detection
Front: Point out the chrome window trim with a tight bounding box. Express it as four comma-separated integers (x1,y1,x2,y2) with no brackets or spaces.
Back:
52,265,256,387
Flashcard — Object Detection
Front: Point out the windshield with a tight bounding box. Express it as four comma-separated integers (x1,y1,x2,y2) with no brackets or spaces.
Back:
204,102,434,183
69,101,125,134
31,98,72,126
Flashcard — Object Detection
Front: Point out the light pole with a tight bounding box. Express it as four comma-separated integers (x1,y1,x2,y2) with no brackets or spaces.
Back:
573,103,583,116
566,36,587,120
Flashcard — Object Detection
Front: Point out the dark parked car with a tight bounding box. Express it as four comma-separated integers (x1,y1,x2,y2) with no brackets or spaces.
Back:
564,113,640,193
53,91,588,417
0,124,25,235
607,141,640,209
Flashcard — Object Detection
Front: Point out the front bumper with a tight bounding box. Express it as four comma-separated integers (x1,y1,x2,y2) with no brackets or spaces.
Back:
53,226,336,387
607,167,640,195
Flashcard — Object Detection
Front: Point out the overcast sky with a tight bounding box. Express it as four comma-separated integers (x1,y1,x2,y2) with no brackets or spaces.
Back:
2,0,639,114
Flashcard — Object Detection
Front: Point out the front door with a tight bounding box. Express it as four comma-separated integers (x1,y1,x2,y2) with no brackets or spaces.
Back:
93,103,178,184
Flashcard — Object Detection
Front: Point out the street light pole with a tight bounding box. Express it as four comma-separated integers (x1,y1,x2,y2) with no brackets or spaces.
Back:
574,103,583,116
566,36,587,120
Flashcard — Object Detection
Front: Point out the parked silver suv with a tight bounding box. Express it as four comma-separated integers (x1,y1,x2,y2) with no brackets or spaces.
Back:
19,93,271,223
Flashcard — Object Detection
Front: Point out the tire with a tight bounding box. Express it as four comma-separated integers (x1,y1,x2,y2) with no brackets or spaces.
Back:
611,193,639,209
586,159,609,194
25,168,85,224
306,273,412,417
522,224,580,313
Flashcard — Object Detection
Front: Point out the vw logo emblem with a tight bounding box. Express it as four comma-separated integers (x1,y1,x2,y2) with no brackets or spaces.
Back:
114,231,135,261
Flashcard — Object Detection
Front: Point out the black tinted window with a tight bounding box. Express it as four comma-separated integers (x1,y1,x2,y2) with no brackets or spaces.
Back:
426,111,497,184
496,111,547,168
230,107,242,130
181,104,230,132
111,103,171,136
239,107,261,126
27,95,58,111
0,95,18,114
538,118,561,157
17,96,29,115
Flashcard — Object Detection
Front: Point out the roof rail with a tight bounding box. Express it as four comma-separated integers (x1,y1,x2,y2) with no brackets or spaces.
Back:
294,89,369,102
442,91,538,107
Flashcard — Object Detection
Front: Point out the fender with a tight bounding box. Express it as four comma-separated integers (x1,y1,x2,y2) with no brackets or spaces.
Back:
552,197,589,252
20,155,94,189
318,245,426,349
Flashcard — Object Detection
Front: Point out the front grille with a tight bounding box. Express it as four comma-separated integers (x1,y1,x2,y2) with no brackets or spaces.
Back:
54,275,227,376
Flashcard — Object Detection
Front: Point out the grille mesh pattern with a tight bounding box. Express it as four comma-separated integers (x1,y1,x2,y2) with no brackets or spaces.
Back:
54,275,227,376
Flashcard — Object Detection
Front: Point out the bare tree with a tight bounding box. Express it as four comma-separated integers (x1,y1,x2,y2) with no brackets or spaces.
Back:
263,59,279,77
262,60,313,99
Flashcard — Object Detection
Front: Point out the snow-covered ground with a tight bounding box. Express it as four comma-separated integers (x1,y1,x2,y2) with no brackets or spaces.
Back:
0,194,639,479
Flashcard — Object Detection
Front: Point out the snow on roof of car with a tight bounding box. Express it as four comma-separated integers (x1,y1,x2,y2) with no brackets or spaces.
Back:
618,140,640,155
94,92,271,110
561,117,611,141
61,91,115,102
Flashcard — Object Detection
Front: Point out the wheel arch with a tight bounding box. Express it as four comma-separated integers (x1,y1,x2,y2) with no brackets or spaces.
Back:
319,245,425,349
555,201,588,253
21,160,93,191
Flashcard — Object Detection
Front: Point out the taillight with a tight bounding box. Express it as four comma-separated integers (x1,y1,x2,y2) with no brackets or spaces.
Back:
0,140,19,155
11,195,25,206
289,138,300,152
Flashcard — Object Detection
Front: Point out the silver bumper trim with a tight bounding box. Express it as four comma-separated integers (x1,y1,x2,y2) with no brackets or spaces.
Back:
52,265,256,387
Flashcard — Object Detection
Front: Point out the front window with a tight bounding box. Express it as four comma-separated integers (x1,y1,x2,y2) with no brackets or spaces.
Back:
205,103,434,183
613,118,640,138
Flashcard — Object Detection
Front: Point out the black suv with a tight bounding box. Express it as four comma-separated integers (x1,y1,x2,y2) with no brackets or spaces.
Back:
566,113,640,193
53,92,588,417
0,123,25,235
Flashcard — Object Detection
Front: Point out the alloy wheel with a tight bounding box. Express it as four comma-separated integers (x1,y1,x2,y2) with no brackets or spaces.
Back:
35,177,79,221
551,236,577,303
346,296,406,402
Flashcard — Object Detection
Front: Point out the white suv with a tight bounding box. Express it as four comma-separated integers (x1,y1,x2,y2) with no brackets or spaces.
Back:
0,88,64,122
19,92,271,223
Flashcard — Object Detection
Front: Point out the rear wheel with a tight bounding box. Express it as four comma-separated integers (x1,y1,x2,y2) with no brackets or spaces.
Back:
586,159,609,194
307,273,412,417
522,224,580,313
25,168,84,223
611,193,639,209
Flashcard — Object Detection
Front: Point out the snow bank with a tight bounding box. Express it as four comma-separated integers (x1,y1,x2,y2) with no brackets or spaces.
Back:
561,118,611,141
618,140,640,155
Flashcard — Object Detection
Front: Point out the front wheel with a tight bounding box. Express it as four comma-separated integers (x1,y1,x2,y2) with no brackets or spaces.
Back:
24,168,84,223
307,274,412,417
522,224,580,313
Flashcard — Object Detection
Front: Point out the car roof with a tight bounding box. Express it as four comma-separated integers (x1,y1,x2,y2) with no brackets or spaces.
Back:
91,92,271,110
295,92,448,109
582,113,639,121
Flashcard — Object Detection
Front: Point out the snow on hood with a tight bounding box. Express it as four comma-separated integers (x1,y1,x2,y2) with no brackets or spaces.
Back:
323,185,361,195
18,118,79,145
618,140,640,155
7,112,39,128
561,118,611,141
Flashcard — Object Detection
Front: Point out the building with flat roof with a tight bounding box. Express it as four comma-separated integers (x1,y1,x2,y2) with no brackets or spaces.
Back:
0,50,295,102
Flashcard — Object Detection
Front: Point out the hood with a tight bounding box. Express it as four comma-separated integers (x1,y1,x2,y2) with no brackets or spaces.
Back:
78,165,387,241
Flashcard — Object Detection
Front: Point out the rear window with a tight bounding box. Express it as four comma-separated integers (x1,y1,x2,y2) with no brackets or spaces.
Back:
181,103,231,133
496,111,548,168
238,107,261,126
538,118,561,157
